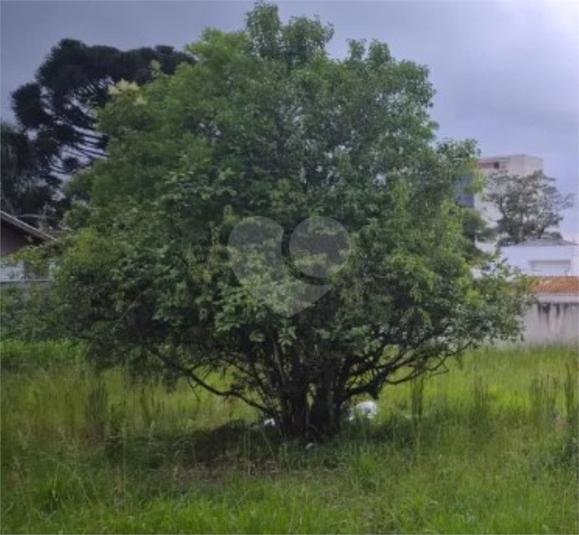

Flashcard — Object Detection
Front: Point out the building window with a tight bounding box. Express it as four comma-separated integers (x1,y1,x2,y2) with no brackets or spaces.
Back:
455,175,475,208
478,161,501,170
456,193,475,208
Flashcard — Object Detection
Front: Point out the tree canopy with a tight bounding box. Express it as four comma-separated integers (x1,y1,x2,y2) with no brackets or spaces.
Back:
52,3,530,439
6,39,194,223
486,170,574,245
0,122,61,225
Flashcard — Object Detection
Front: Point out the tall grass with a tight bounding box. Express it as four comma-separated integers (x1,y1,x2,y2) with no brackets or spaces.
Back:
1,344,577,534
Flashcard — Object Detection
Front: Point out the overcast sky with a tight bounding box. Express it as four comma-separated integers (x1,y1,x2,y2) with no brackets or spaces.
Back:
1,1,577,236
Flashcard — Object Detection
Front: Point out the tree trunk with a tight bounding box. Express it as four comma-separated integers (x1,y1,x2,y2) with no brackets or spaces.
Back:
278,388,343,440
309,392,341,439
280,390,310,438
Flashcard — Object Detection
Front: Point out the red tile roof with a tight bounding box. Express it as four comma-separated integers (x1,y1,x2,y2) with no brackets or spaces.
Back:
530,276,579,294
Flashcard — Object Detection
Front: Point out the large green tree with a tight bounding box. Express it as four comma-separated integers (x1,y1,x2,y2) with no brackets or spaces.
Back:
53,4,529,439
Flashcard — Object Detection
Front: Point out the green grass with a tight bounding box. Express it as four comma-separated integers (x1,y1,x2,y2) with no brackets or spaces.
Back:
2,344,578,534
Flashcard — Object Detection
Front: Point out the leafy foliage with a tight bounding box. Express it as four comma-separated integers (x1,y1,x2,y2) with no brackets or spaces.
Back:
486,170,574,245
50,3,530,439
0,281,62,342
0,338,85,371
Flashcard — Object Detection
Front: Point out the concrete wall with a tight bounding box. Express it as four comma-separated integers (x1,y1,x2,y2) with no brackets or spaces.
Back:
521,295,579,345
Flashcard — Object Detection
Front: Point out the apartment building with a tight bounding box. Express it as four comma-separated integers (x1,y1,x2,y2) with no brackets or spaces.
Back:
478,154,543,176
456,154,544,226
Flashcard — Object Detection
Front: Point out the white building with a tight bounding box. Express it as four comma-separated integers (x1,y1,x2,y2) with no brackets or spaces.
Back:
456,156,578,345
498,239,579,346
476,154,544,226
455,154,548,254
478,154,544,176
456,154,544,225
500,239,579,276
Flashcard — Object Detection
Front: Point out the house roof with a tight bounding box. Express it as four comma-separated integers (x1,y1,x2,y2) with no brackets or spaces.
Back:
530,276,579,294
0,211,55,242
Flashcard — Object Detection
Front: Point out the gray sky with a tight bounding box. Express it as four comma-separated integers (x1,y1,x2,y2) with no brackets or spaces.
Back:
1,1,578,236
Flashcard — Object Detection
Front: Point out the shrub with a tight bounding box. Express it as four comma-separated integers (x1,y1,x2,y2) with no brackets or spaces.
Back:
0,283,63,342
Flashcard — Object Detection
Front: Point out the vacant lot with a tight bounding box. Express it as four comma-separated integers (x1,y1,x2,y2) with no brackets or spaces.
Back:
2,344,577,534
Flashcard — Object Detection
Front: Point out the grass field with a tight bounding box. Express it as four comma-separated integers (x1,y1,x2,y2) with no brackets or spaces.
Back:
1,344,578,534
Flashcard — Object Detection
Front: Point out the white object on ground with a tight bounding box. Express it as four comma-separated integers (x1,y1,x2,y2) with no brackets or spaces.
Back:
347,400,378,421
262,418,276,427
